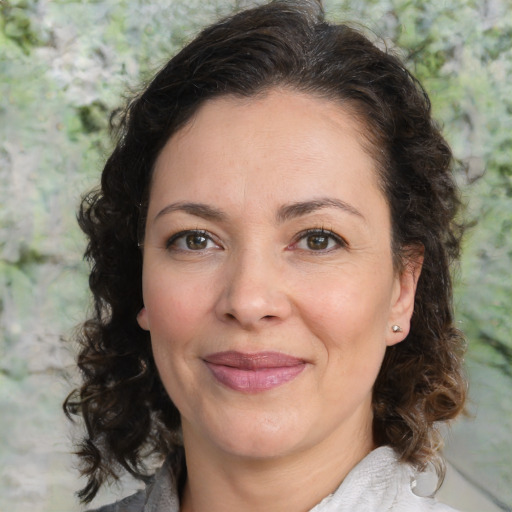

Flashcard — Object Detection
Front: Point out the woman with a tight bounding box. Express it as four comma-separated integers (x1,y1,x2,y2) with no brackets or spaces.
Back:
65,1,467,510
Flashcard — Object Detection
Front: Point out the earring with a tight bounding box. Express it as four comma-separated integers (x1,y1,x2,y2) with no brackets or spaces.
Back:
392,325,403,333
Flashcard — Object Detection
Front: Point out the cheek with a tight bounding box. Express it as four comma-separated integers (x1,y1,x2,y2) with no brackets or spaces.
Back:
298,278,371,325
296,271,393,352
303,280,389,399
143,269,213,341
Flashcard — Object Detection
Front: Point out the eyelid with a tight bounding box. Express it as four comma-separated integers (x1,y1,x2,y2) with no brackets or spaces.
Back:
290,228,348,251
165,229,222,250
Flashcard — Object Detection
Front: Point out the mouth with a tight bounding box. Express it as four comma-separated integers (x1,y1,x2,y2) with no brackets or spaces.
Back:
203,351,307,393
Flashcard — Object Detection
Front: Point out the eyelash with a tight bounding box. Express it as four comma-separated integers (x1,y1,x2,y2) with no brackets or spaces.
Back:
165,228,347,253
166,230,220,252
291,228,347,252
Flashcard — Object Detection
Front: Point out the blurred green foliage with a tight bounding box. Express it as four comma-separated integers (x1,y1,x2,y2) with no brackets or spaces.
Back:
1,0,511,508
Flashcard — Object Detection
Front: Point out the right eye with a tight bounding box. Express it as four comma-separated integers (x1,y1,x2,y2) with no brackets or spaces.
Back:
166,230,220,251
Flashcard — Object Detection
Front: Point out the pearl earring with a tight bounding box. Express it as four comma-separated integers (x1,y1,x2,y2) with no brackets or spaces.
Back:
392,325,403,333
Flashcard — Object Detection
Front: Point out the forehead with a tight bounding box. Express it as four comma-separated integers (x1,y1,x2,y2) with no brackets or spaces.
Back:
150,89,386,221
168,89,373,161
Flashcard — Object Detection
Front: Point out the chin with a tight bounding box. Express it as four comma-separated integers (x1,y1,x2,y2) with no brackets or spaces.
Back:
190,406,309,460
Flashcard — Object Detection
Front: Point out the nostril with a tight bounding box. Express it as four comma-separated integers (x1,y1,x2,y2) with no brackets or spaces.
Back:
223,312,278,324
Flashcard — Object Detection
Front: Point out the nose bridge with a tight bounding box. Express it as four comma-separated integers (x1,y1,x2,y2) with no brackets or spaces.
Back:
216,241,290,328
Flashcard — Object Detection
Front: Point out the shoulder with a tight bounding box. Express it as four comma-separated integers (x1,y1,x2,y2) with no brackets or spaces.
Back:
391,488,461,512
378,447,462,512
383,447,462,512
85,450,183,512
312,446,462,512
393,495,461,512
85,490,146,512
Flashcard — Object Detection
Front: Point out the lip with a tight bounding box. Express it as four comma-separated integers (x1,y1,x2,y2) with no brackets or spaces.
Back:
203,351,306,393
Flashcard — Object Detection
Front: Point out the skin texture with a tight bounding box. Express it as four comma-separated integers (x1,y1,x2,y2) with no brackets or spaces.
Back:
137,89,420,512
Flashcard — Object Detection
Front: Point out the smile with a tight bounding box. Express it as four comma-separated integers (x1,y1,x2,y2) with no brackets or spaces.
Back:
203,351,307,393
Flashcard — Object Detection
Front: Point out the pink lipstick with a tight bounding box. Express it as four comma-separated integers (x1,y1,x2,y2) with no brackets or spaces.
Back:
203,351,306,392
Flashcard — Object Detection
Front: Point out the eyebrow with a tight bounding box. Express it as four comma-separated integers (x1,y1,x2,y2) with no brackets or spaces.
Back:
276,198,365,223
154,202,227,222
153,197,364,224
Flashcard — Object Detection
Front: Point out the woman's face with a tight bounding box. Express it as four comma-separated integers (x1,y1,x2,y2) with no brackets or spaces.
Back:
138,89,418,462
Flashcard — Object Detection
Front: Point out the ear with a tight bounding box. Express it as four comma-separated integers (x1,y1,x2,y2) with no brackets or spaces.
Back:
386,249,423,347
137,307,150,331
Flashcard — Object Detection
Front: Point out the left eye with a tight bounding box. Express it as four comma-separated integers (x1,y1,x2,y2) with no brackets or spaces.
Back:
293,230,344,252
166,230,219,251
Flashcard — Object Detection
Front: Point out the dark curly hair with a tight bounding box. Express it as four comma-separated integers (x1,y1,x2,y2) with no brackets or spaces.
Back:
65,0,467,503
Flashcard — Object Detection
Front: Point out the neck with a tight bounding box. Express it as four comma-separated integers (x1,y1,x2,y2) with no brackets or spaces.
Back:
179,417,374,512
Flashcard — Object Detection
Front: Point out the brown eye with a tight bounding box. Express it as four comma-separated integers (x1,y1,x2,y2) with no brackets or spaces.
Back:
307,234,329,250
186,233,208,250
166,230,220,252
293,229,345,252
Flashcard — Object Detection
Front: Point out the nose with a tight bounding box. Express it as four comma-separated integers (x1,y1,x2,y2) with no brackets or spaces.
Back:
215,249,292,329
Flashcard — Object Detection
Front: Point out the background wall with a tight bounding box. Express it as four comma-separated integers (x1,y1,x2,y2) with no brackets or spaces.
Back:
1,1,511,511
